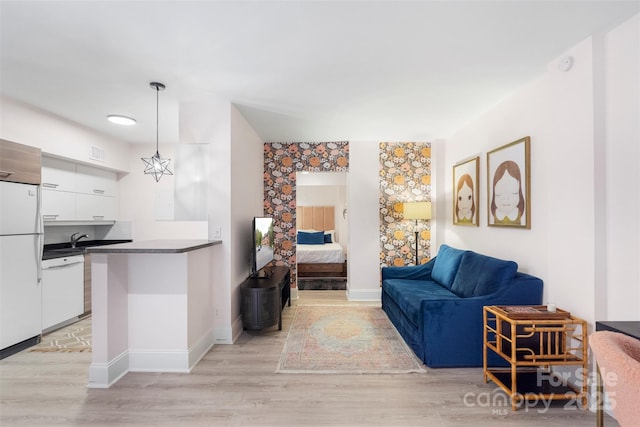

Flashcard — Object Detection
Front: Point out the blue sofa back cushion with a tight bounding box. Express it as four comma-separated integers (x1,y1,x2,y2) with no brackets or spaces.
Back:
431,244,467,289
451,251,518,297
297,231,325,245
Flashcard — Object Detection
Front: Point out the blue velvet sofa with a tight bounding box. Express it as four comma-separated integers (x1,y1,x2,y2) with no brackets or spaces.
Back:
381,244,543,368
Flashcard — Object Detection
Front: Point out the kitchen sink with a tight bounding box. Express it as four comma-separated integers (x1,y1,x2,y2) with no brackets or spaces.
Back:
49,248,85,254
42,248,86,260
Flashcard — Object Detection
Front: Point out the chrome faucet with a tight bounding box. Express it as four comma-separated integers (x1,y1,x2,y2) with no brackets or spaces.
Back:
70,233,89,248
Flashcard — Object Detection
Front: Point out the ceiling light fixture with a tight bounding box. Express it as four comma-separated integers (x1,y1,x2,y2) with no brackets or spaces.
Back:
107,114,136,126
141,82,173,182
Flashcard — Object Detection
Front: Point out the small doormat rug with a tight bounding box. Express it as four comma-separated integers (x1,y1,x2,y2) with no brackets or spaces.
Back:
30,319,92,353
297,279,347,290
276,305,425,374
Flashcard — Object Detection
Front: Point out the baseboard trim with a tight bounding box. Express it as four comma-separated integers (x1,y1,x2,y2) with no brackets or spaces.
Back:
347,287,382,302
188,328,215,369
88,350,129,389
128,349,190,373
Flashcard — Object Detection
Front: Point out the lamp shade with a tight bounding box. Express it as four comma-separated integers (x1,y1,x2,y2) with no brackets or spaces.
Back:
403,201,432,220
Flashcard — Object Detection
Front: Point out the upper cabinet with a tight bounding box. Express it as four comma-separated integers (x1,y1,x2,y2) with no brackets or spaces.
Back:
75,164,117,197
41,156,118,223
0,139,41,185
42,157,76,192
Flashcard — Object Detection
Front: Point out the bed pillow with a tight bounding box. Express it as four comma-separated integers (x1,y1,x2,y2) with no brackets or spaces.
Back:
324,230,336,243
297,231,325,245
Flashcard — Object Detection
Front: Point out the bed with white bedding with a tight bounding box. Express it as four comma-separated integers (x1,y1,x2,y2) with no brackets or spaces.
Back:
297,242,345,264
296,206,347,279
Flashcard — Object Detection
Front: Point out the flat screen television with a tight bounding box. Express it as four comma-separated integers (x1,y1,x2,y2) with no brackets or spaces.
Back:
251,216,275,278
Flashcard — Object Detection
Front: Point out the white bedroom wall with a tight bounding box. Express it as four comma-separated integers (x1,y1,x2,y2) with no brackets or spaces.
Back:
297,176,348,247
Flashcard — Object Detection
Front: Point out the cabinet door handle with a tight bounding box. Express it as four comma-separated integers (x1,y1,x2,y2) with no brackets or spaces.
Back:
43,215,59,219
93,189,105,194
42,183,59,188
93,216,104,219
0,170,14,177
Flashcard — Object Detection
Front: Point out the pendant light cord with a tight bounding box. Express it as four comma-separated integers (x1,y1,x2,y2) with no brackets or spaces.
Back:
155,84,159,155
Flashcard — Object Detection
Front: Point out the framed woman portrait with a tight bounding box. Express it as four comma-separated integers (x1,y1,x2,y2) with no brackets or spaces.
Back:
487,136,531,228
453,156,479,226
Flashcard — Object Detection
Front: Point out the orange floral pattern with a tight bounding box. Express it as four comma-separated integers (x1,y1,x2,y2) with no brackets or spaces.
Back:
264,141,349,286
379,142,432,267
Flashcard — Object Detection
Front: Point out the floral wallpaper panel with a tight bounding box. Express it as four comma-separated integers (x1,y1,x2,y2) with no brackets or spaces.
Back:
264,141,349,287
379,142,432,267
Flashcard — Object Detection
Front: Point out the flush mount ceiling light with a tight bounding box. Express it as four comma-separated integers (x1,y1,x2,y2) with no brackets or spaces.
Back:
141,82,173,182
107,114,136,126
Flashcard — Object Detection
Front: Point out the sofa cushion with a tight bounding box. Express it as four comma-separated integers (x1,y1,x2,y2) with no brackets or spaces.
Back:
431,244,467,289
383,279,458,327
450,251,518,297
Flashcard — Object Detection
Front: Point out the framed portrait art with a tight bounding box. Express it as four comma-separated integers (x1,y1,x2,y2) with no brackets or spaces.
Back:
453,156,479,226
487,136,531,228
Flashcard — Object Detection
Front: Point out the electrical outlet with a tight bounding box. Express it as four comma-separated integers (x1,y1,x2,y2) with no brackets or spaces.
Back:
213,226,221,239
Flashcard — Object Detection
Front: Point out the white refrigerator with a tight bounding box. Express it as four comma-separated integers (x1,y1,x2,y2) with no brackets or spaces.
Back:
0,181,43,351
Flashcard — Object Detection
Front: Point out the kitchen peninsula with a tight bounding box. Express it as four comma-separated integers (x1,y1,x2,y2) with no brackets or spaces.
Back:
87,239,221,388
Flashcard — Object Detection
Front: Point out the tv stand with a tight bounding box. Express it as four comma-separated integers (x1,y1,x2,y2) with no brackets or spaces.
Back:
240,266,291,331
250,269,272,279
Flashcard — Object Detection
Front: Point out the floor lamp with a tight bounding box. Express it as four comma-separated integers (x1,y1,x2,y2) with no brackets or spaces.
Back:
403,202,432,265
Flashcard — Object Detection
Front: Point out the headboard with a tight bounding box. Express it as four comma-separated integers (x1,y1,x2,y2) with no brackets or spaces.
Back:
296,206,335,231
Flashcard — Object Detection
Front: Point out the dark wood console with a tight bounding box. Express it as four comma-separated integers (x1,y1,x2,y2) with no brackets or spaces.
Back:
240,266,291,331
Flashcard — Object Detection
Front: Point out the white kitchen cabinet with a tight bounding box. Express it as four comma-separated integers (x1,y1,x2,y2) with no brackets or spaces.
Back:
76,164,117,197
41,159,119,223
42,188,76,221
42,157,76,192
76,193,117,221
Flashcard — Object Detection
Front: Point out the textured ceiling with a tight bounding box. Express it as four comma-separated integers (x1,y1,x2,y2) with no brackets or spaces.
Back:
1,1,637,144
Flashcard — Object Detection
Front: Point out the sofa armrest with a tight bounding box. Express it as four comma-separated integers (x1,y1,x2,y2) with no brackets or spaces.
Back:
485,272,543,305
382,258,436,281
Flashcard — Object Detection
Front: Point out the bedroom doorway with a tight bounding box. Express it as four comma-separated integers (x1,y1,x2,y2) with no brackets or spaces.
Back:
295,171,348,290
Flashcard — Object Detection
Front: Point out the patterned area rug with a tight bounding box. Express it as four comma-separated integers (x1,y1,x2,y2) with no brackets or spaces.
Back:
30,318,92,353
276,305,426,374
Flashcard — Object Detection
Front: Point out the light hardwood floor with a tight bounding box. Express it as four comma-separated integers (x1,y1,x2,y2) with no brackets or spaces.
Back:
1,291,617,426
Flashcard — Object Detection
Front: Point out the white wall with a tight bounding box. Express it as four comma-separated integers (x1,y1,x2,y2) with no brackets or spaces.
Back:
347,140,382,301
118,143,208,240
229,105,265,339
0,96,130,172
603,14,640,320
441,14,640,326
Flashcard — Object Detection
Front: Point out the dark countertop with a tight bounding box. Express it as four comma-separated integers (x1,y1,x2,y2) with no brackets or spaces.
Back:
595,321,640,340
86,239,221,254
42,239,132,260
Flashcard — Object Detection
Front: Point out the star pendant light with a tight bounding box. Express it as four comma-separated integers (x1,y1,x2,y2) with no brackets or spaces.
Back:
141,82,173,182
